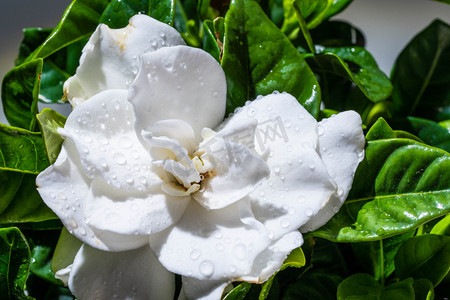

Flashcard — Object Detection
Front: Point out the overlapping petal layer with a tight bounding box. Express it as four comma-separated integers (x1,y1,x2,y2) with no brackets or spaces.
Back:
64,14,185,106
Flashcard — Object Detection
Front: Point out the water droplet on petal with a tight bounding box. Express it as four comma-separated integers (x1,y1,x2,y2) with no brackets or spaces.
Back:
215,243,225,251
280,219,290,228
199,260,214,277
190,249,201,260
119,136,133,149
305,208,314,217
58,192,67,200
113,153,126,165
332,206,339,213
336,188,344,196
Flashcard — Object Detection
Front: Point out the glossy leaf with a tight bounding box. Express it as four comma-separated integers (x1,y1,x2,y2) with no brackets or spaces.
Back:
395,234,450,286
0,174,56,224
365,118,397,141
0,227,33,300
223,282,251,300
407,117,450,152
36,109,67,165
26,0,109,61
309,138,450,242
16,28,84,104
151,0,176,25
391,19,450,121
306,47,392,103
337,274,415,300
27,230,62,285
1,59,42,130
203,20,221,62
430,214,450,236
100,0,149,29
222,0,320,117
0,124,49,174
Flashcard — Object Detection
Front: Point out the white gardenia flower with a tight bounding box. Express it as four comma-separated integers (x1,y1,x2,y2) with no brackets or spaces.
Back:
37,14,365,300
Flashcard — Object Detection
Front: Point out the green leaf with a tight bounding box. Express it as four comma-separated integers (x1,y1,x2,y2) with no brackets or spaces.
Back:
412,278,435,300
351,231,415,282
309,139,450,242
0,124,49,174
283,271,343,300
15,28,53,66
0,227,33,300
15,28,84,104
430,214,450,236
337,274,415,300
27,230,62,285
27,0,110,60
0,174,57,224
391,19,450,121
222,0,320,117
281,0,353,38
223,282,252,300
203,20,221,62
259,247,306,298
36,109,67,164
306,47,393,103
395,234,450,286
151,0,176,25
407,117,450,152
1,59,43,130
100,0,149,29
365,118,397,141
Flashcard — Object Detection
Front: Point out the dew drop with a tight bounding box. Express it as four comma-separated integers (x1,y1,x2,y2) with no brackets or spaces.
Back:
214,231,223,239
199,260,215,277
309,164,316,170
298,112,305,119
280,219,290,228
215,243,225,251
190,249,201,260
273,167,281,174
336,188,344,196
78,227,86,236
376,228,385,236
229,265,236,274
332,206,339,213
58,192,67,200
113,153,127,165
246,107,256,117
305,208,314,217
70,218,78,229
212,91,219,98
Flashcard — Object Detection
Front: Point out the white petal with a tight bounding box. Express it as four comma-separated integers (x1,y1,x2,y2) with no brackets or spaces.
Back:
69,244,174,300
37,141,109,250
220,93,337,239
301,111,365,231
149,200,272,281
180,277,228,300
61,90,162,192
145,119,197,153
129,46,226,141
85,178,190,250
193,124,270,210
242,231,303,283
64,14,185,106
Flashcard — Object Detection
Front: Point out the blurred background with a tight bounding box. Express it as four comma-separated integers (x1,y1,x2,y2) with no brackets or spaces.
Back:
0,0,449,124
